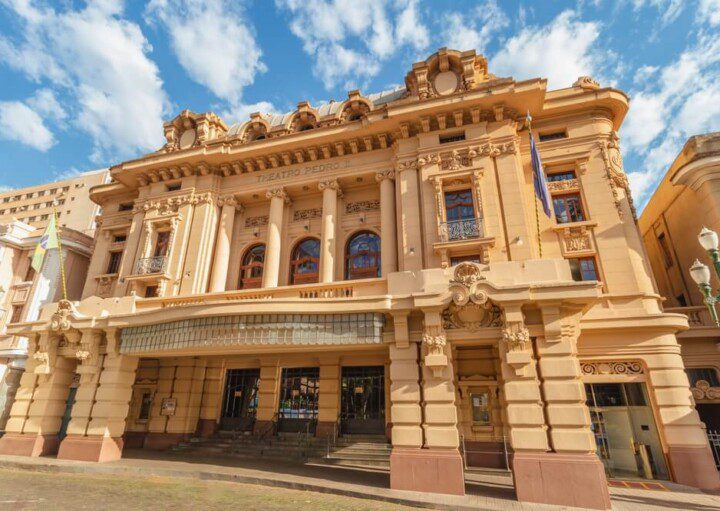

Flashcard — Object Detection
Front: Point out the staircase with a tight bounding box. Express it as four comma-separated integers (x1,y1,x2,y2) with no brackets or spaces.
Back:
172,431,391,470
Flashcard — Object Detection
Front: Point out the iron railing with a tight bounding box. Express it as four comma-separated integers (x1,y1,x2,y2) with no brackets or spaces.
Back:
135,256,167,275
439,217,484,242
707,429,720,470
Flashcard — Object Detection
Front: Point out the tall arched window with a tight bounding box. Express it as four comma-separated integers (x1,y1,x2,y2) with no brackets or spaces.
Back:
290,238,320,284
346,231,381,280
239,244,265,289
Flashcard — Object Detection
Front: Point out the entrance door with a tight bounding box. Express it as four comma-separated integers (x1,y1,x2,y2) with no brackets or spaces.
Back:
586,382,668,479
58,387,78,441
277,367,319,433
341,366,385,435
220,369,260,431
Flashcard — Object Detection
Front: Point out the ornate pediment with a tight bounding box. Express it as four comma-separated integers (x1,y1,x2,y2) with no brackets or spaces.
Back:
444,263,503,330
162,110,227,153
49,299,83,332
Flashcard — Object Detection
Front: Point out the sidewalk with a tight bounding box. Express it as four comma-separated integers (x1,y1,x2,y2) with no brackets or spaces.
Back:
0,450,717,511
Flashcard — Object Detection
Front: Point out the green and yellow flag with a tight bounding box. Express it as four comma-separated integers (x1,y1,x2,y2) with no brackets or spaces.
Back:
31,214,59,272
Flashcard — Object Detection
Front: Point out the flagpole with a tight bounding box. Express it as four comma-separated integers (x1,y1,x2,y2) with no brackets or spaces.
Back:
527,111,543,258
52,200,68,301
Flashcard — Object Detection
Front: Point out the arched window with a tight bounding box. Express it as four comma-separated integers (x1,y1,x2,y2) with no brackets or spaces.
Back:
346,231,381,280
290,238,320,284
239,244,265,289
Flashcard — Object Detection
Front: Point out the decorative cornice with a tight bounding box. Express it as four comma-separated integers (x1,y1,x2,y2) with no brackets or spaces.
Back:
375,170,395,182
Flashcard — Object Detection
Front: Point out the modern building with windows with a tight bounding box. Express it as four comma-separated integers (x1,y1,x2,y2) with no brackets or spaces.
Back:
1,49,717,510
639,132,720,435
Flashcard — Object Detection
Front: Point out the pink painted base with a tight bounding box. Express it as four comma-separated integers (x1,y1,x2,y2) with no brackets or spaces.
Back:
390,448,465,495
123,432,147,449
667,445,720,490
142,433,186,450
512,452,611,510
315,421,335,438
0,433,60,457
57,435,124,462
196,419,218,438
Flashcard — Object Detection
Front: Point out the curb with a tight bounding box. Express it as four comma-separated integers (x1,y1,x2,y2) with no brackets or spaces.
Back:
0,458,484,511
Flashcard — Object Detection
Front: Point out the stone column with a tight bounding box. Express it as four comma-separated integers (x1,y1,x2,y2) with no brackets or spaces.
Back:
644,337,720,490
0,334,75,457
376,171,398,276
492,145,533,260
316,356,340,437
115,205,146,296
263,188,290,288
253,357,280,434
198,358,223,437
144,358,179,449
179,193,219,295
209,196,241,293
389,334,425,490
165,358,205,440
58,354,138,462
397,161,423,272
416,310,465,495
319,180,341,283
527,305,611,510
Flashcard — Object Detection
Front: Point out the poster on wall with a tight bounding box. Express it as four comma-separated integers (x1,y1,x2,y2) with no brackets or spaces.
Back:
160,397,177,416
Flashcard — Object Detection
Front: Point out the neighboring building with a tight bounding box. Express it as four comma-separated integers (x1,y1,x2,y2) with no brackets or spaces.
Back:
0,49,717,510
0,220,93,432
639,132,720,434
0,169,109,235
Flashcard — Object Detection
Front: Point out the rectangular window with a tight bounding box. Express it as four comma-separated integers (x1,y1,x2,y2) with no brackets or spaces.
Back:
470,391,491,425
569,257,598,282
656,233,673,268
40,214,48,220
24,265,36,282
166,183,181,192
539,131,567,142
552,193,584,224
106,251,122,274
138,391,153,420
675,294,687,307
144,286,158,298
450,254,481,266
118,202,133,212
686,368,720,387
547,171,576,182
444,189,475,221
439,132,466,144
113,235,127,243
154,231,170,257
9,306,23,323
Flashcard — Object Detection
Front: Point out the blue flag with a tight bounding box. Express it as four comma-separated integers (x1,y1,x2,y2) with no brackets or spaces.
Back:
530,132,552,218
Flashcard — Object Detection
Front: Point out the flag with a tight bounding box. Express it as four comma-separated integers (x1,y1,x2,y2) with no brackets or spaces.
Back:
530,132,552,218
31,214,59,272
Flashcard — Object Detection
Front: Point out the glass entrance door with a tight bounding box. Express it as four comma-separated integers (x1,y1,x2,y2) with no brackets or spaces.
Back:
220,369,260,431
278,367,319,433
586,382,668,479
341,366,385,435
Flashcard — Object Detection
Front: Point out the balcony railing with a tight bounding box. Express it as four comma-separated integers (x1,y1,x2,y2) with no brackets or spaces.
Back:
135,256,168,275
665,306,718,328
439,217,484,242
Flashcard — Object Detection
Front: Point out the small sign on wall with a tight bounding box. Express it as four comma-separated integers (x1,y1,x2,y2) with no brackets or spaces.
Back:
160,397,177,416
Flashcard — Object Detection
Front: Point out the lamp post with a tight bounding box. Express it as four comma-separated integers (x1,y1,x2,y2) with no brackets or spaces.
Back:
689,227,720,325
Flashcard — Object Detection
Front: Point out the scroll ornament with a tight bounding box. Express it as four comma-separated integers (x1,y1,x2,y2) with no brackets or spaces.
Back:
422,324,448,377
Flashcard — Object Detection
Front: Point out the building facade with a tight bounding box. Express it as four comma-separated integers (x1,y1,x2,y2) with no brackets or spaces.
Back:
0,169,109,235
0,220,92,431
639,132,720,435
0,49,717,510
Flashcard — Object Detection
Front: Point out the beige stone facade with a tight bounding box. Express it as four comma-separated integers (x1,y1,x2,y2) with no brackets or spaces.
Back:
639,132,720,436
1,49,717,510
0,169,108,235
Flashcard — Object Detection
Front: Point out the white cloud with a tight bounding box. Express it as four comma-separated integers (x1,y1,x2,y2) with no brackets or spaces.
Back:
0,100,55,151
0,1,169,161
275,0,430,90
26,88,67,123
490,10,610,89
630,0,684,25
440,1,509,53
698,0,720,26
145,0,266,111
622,34,720,207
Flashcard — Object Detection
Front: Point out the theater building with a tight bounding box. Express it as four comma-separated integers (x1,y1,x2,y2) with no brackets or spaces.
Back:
0,49,717,509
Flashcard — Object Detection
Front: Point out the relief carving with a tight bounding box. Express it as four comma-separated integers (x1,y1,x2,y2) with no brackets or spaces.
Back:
691,380,720,401
580,361,644,376
600,131,637,220
345,200,380,214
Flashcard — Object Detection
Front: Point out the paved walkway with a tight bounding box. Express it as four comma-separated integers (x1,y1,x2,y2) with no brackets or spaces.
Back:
0,450,717,511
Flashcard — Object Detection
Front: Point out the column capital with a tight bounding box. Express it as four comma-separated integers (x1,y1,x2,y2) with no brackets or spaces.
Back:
265,186,291,204
396,159,419,173
375,170,395,182
217,194,244,213
318,179,342,196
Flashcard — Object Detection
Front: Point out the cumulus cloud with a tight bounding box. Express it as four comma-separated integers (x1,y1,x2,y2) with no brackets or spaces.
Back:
440,0,509,53
275,0,430,90
145,0,267,113
490,10,611,89
698,0,720,26
0,100,55,151
0,1,169,161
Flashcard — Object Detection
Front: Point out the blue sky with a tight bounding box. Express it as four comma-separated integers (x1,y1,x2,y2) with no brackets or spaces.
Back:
0,0,719,210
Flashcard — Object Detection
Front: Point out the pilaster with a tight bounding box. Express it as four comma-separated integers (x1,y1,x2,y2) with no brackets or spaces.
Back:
209,195,242,292
397,160,423,272
376,170,398,276
263,188,290,288
319,179,341,283
254,357,280,433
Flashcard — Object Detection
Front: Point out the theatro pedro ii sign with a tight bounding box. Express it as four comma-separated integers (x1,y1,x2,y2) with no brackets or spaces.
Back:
256,160,350,183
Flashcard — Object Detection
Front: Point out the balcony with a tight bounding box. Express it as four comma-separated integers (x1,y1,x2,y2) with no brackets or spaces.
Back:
665,306,719,339
439,217,484,242
135,256,168,275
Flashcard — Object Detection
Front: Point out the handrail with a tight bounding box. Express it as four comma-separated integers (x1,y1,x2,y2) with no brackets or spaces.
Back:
439,217,484,242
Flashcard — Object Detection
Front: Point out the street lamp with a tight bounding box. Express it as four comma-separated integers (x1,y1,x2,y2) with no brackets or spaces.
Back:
690,227,720,325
